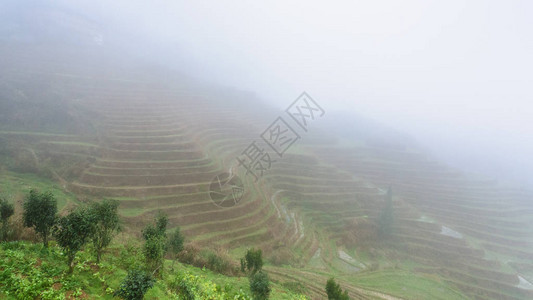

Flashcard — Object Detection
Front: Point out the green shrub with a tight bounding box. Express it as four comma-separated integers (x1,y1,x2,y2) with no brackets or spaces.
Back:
88,199,121,263
143,235,166,275
242,248,263,275
249,271,271,300
325,278,350,300
204,249,237,275
168,227,185,268
0,197,14,241
23,190,57,247
142,213,168,276
114,268,155,300
52,207,94,274
207,252,227,273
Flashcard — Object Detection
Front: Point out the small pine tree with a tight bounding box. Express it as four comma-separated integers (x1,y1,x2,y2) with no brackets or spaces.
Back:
22,190,57,247
168,227,184,269
378,187,394,237
142,212,168,276
114,268,155,300
242,248,263,275
250,271,271,300
0,197,14,241
326,278,350,300
53,208,95,274
88,199,121,263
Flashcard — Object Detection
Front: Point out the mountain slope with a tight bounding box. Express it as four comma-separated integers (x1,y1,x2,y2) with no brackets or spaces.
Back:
1,44,532,300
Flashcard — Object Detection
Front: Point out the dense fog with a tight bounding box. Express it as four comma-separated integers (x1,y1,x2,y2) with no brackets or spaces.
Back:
2,0,532,187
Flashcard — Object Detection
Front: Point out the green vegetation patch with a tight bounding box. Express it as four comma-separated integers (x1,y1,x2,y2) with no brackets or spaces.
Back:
0,241,310,299
0,171,77,211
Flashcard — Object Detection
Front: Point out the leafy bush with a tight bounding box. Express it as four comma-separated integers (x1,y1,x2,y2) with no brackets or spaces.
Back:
23,190,57,247
242,248,263,275
114,268,155,300
0,197,14,223
88,199,121,263
249,271,271,300
207,252,227,273
142,213,168,276
143,236,166,275
205,249,238,275
0,196,14,241
325,278,350,300
168,226,184,268
53,207,95,274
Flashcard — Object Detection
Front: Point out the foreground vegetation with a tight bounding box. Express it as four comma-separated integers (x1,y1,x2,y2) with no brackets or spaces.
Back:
0,186,313,299
0,240,310,299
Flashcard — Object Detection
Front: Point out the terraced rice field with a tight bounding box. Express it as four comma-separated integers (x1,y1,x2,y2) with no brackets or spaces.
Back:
312,146,533,299
1,47,532,299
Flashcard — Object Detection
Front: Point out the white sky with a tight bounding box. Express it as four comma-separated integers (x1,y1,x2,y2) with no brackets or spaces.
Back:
49,0,533,185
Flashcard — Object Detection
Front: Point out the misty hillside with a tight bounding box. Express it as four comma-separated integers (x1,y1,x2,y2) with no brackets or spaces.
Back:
1,42,532,300
1,2,532,300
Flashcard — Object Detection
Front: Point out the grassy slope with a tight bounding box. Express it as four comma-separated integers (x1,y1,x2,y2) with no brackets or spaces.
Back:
0,240,308,300
0,171,79,212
